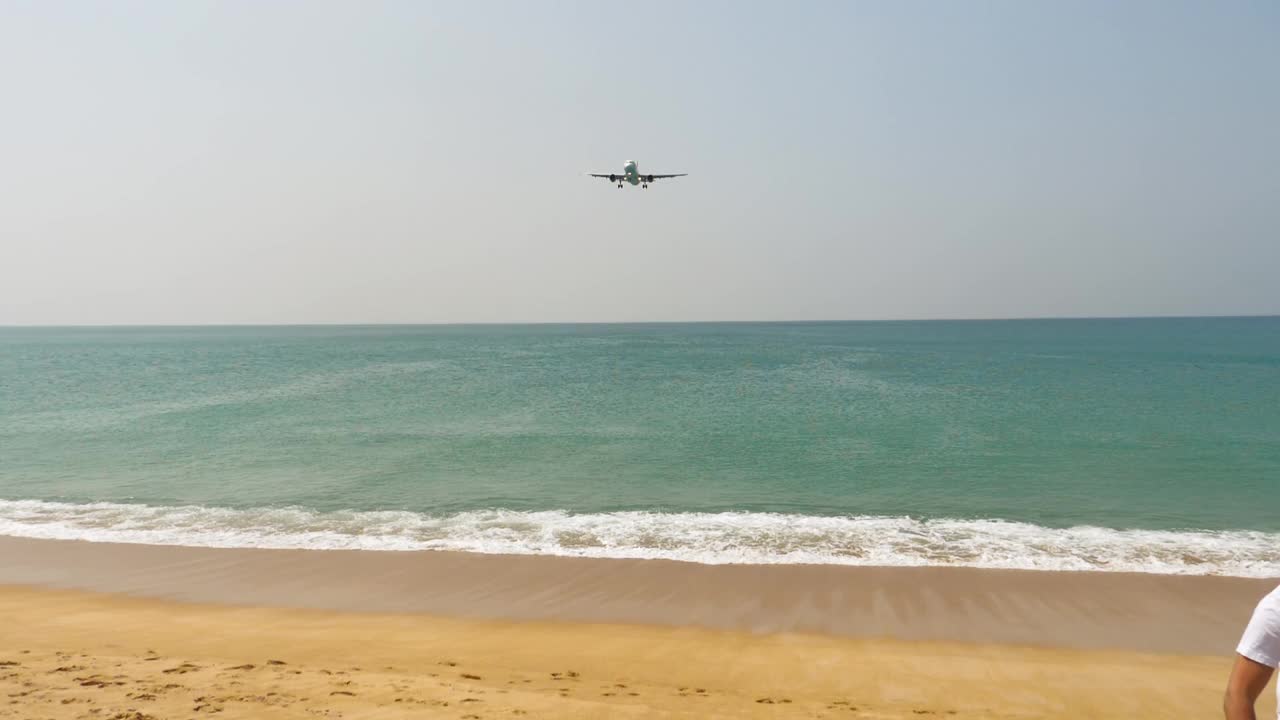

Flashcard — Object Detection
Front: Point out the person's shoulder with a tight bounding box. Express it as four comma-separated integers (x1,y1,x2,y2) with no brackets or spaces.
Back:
1238,584,1280,667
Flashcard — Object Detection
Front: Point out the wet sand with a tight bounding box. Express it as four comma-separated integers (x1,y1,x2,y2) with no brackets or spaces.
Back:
0,536,1273,653
0,537,1276,718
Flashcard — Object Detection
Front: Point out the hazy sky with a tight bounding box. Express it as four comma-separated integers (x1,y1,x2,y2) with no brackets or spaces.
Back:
2,1,1277,324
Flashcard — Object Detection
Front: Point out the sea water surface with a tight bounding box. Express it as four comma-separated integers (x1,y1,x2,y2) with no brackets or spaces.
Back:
1,319,1278,576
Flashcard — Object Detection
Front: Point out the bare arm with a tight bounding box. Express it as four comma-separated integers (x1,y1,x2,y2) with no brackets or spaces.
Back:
1224,653,1274,720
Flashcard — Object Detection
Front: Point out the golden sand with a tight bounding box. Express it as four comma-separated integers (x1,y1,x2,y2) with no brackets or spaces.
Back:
0,585,1270,720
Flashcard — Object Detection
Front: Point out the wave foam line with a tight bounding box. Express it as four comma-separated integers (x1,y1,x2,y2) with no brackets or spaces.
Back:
0,499,1277,577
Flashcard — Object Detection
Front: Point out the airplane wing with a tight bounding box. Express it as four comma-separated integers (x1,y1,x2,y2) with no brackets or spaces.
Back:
585,173,689,180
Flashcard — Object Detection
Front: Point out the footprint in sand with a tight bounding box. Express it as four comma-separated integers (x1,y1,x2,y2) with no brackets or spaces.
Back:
461,673,482,680
78,675,126,688
330,690,356,696
162,663,201,675
228,664,255,671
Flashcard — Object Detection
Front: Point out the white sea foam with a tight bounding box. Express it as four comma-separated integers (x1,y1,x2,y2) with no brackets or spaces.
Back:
0,499,1277,577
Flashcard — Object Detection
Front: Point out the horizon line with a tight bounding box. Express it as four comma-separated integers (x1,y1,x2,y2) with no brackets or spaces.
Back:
3,312,1279,329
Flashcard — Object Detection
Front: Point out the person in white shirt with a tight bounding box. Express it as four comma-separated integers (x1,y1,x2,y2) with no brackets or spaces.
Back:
1226,585,1280,719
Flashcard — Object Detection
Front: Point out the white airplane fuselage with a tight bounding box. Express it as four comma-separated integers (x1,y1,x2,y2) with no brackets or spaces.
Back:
621,160,641,186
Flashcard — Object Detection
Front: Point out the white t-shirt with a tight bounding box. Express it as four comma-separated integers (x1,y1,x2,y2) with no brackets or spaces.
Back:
1237,584,1280,718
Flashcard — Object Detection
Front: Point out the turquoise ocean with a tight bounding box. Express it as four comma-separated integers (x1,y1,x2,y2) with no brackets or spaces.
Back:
2,318,1278,576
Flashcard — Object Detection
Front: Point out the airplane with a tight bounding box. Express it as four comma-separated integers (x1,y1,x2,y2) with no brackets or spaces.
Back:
587,160,687,189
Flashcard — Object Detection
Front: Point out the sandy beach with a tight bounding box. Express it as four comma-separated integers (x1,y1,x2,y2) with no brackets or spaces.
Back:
1,584,1273,720
0,538,1276,718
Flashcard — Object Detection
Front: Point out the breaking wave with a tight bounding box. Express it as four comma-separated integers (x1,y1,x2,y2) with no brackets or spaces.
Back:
1,499,1277,577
